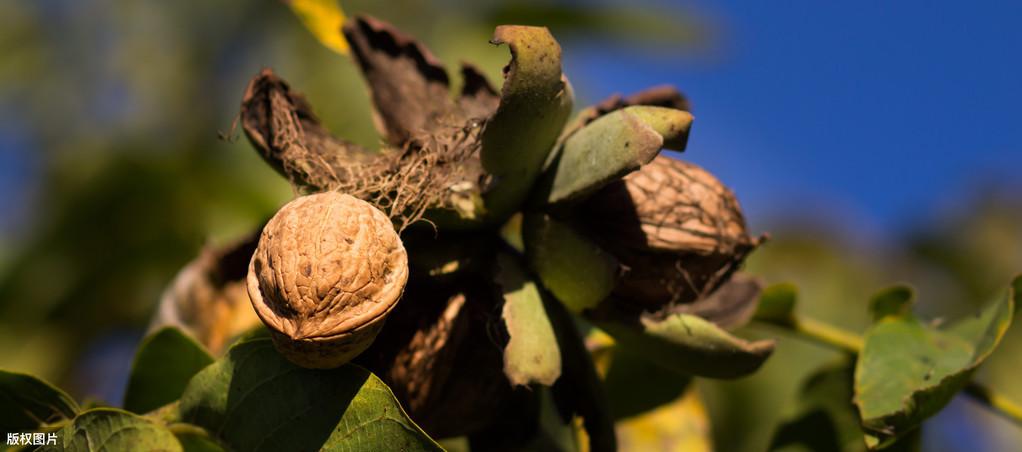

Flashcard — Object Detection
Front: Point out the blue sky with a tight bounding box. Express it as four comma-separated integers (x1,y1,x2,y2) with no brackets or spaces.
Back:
565,0,1022,237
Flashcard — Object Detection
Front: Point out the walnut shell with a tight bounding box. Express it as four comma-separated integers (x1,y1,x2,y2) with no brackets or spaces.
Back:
583,156,759,309
247,192,408,368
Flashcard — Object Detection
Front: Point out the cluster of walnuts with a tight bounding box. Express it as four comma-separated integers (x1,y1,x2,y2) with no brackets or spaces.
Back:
227,14,761,442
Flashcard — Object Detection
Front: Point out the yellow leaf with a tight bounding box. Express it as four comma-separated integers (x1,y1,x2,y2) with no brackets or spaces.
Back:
285,0,349,55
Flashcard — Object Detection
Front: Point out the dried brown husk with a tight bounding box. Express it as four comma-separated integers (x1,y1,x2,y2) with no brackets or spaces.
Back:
357,267,512,439
342,15,498,145
240,16,500,230
150,232,261,354
240,70,485,231
652,272,764,330
247,192,408,368
582,156,762,310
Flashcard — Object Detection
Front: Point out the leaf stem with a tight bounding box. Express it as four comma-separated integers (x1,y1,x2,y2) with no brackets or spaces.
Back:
790,315,863,353
756,314,1022,427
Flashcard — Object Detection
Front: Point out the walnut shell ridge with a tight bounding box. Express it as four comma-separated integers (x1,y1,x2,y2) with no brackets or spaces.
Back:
584,156,759,309
247,192,408,368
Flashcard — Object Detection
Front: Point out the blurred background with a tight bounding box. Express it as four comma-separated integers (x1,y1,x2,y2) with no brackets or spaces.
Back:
1,0,1020,450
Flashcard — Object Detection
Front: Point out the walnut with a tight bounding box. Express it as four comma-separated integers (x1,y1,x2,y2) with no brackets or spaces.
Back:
583,156,760,309
247,192,408,368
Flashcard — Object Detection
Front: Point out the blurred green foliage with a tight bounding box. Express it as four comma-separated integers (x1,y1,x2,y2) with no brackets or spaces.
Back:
702,197,1022,451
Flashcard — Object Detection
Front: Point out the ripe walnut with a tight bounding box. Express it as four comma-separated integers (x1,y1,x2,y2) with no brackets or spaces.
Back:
583,156,759,309
247,192,408,368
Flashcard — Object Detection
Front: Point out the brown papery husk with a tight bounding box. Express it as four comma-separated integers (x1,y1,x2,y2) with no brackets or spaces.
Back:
151,231,262,354
240,69,486,231
242,17,513,230
355,266,513,439
609,241,760,312
580,156,762,309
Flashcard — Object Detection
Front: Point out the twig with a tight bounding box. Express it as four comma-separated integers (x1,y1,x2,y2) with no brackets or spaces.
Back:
788,315,864,353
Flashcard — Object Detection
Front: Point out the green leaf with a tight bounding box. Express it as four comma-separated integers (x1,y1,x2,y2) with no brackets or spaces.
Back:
532,389,580,452
481,25,573,223
124,327,214,414
168,424,224,452
602,348,691,420
547,303,616,452
854,278,1017,447
0,370,78,432
753,283,799,327
179,338,440,452
497,253,562,387
868,286,915,322
41,408,182,452
625,106,694,149
770,362,862,452
523,213,618,313
284,0,349,55
769,362,920,452
539,106,693,205
593,309,774,379
176,436,224,452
